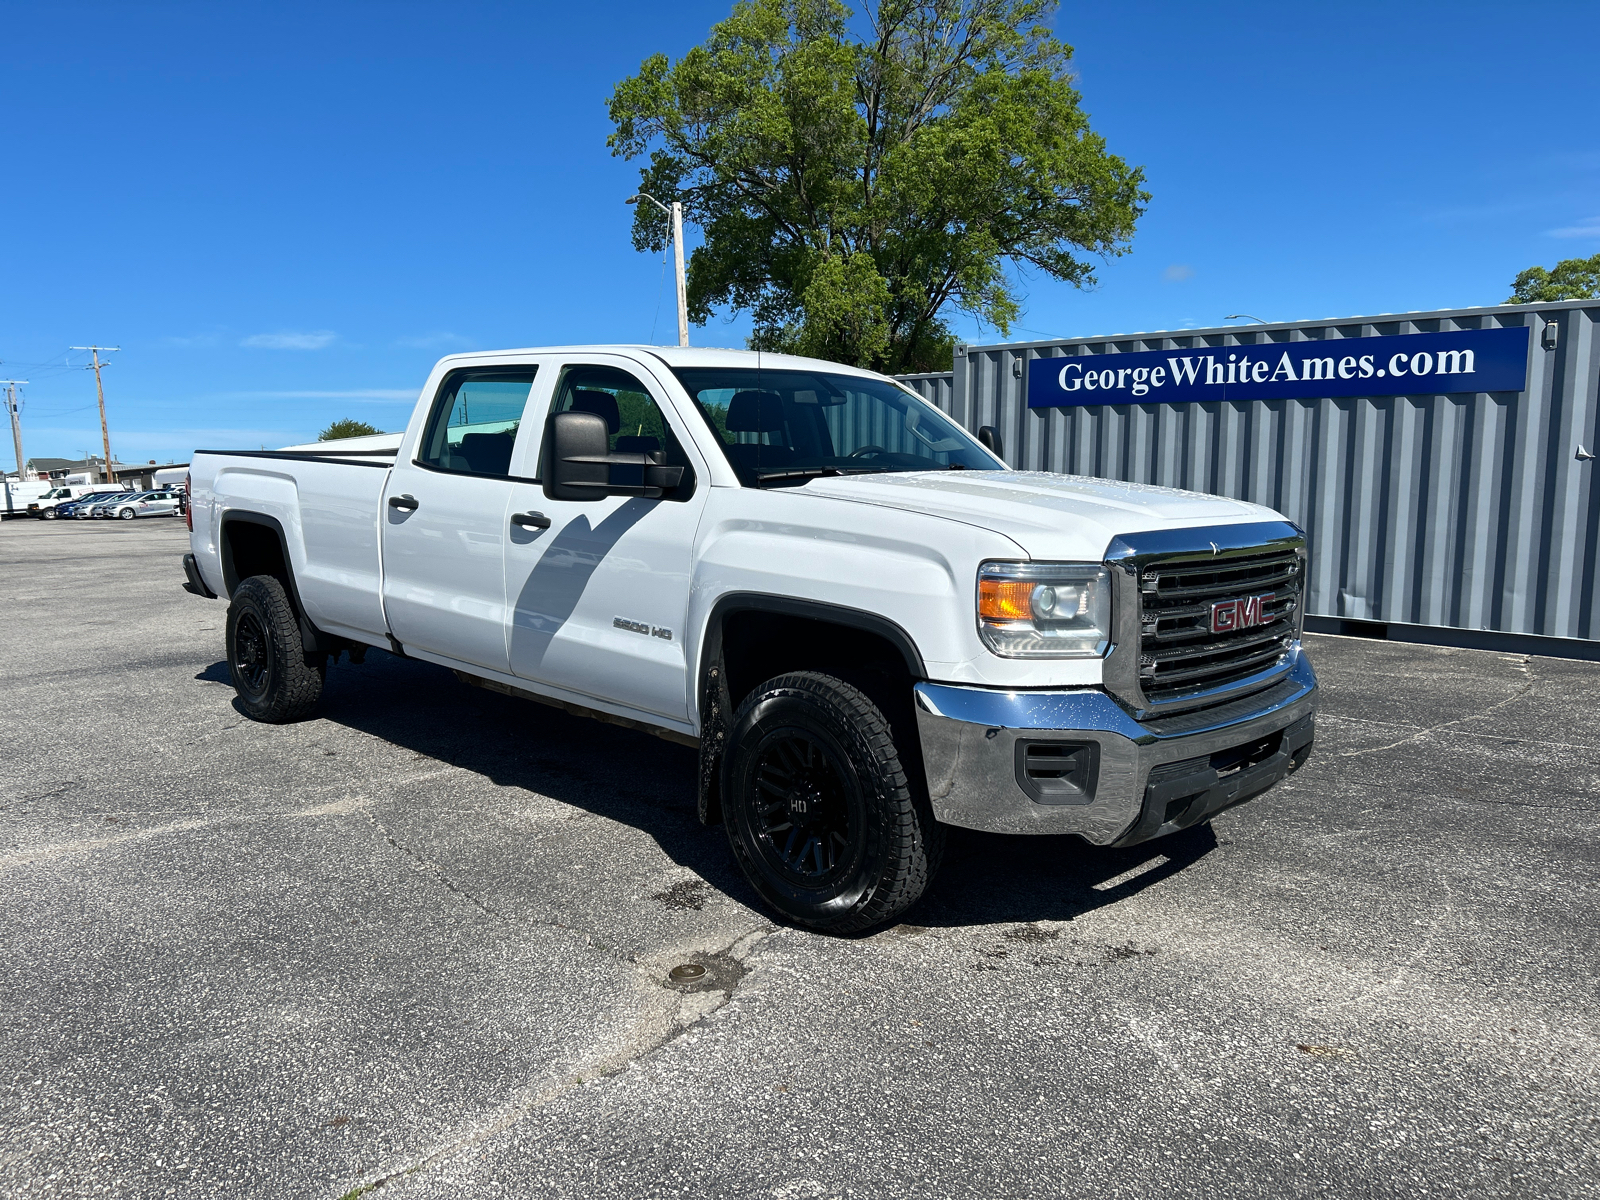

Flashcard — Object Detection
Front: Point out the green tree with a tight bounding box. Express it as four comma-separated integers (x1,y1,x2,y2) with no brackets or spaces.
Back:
1507,253,1600,304
608,0,1147,373
318,418,382,441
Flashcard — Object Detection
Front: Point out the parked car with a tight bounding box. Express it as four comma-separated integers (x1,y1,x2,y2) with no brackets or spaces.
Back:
184,345,1317,934
85,493,142,519
53,491,129,520
102,492,181,520
90,492,136,518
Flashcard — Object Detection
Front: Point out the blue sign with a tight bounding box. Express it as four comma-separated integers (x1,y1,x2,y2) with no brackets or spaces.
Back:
1027,326,1529,408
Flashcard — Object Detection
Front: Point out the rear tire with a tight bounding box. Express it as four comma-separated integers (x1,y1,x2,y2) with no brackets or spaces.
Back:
722,671,943,935
226,575,324,723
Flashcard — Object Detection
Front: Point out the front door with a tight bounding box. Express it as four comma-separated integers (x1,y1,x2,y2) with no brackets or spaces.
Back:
503,357,708,723
381,365,545,673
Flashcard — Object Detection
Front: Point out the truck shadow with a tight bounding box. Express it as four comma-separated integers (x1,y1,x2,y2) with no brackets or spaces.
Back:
287,650,1217,931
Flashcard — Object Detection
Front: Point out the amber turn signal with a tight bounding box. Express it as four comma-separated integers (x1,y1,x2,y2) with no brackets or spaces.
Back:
978,578,1035,621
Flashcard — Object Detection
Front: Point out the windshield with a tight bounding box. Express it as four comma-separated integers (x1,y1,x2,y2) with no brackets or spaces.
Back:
672,367,999,486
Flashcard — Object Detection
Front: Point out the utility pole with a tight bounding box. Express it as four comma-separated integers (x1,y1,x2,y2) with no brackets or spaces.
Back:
626,193,690,347
70,346,120,484
1,380,27,479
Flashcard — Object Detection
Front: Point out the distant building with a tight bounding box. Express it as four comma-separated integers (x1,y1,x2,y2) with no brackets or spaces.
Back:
21,456,187,490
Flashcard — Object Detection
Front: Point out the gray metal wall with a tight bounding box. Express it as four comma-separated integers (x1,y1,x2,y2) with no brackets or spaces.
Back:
896,371,954,412
902,300,1599,644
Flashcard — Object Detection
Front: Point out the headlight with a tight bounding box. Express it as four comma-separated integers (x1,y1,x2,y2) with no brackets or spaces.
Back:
977,562,1111,658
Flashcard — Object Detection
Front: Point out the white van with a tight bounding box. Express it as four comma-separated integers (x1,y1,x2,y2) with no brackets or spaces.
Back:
3,479,55,516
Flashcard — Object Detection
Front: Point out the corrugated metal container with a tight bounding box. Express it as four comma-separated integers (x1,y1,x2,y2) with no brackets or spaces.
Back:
897,371,954,411
904,300,1599,647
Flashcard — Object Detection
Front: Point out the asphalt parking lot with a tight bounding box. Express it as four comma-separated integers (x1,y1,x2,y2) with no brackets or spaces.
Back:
1,517,1596,1199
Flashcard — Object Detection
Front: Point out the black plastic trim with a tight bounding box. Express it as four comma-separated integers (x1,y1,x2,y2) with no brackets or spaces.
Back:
704,593,927,680
408,457,541,486
1014,739,1099,805
1116,712,1315,847
692,592,928,829
181,552,217,599
218,511,329,654
195,448,394,468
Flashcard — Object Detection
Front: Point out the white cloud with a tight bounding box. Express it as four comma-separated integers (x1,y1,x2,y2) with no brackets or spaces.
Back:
235,389,415,401
394,331,472,350
1163,264,1195,283
241,330,338,350
25,426,309,457
1548,216,1600,240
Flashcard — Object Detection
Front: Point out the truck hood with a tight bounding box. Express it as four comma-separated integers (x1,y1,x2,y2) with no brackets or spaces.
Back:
800,470,1284,560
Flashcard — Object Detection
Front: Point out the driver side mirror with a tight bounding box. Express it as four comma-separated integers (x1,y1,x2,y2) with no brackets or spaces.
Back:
545,410,686,502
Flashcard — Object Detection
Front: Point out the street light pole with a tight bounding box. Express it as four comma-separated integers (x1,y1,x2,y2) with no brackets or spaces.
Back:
628,193,689,347
671,201,688,348
1225,314,1270,325
70,346,120,484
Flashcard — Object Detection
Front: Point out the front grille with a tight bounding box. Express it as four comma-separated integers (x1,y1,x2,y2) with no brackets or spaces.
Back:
1137,546,1303,708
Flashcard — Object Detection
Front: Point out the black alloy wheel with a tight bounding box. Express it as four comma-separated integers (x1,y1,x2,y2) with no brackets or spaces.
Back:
230,609,272,700
723,671,943,935
749,729,861,889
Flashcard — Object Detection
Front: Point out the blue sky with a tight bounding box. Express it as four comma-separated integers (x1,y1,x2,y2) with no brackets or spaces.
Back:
3,1,1597,465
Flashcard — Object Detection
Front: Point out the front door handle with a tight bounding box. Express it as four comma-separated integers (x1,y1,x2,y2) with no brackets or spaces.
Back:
511,511,551,529
388,494,419,511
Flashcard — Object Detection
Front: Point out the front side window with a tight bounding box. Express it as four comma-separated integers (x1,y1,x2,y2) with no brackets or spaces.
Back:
545,364,695,494
671,367,999,486
416,368,539,477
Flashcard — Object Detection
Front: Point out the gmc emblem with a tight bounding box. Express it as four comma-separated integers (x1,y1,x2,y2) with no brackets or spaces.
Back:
1211,592,1275,634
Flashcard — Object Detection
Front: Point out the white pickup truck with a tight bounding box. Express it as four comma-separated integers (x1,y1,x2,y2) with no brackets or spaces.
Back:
183,346,1317,933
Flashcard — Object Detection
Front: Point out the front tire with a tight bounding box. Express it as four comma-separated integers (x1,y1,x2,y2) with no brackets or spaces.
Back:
226,575,324,723
722,671,942,935
118,507,135,520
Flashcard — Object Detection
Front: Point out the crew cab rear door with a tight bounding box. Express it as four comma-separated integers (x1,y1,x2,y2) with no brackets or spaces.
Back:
503,355,709,724
381,364,548,673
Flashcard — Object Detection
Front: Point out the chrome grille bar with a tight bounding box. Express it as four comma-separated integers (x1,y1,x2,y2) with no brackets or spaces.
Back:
1102,523,1309,720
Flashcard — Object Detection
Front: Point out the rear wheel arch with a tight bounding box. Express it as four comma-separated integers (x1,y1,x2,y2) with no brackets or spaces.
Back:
218,512,327,656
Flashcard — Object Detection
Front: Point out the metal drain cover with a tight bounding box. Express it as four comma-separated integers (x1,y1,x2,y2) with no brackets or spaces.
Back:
668,964,706,983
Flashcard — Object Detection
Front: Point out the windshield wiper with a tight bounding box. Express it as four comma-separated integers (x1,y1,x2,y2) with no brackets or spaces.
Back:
749,465,886,486
750,467,845,485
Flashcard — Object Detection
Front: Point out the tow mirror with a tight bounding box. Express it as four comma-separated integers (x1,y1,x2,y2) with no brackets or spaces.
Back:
545,410,685,502
978,425,1004,461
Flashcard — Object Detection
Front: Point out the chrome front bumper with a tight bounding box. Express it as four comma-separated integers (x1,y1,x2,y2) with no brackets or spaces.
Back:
914,648,1317,845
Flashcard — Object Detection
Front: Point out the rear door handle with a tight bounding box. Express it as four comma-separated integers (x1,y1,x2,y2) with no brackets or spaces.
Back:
388,494,419,511
511,511,551,529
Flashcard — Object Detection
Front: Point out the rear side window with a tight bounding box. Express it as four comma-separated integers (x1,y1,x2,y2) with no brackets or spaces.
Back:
416,367,540,477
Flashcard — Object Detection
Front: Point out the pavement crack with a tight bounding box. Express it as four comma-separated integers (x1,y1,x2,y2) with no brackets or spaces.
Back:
0,795,370,870
367,815,508,923
333,924,773,1198
1336,658,1537,759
